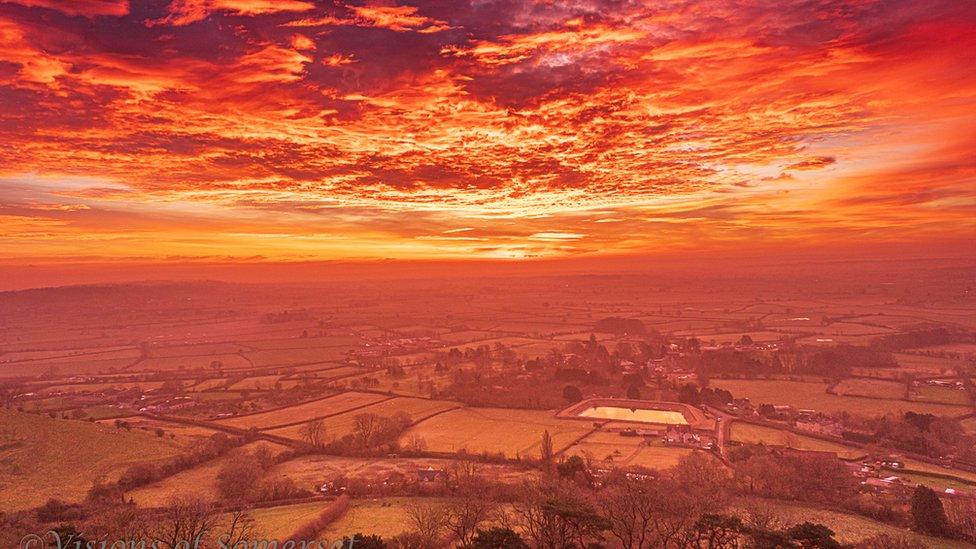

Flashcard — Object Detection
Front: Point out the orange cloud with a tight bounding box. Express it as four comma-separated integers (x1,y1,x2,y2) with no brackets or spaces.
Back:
0,0,973,263
149,0,314,26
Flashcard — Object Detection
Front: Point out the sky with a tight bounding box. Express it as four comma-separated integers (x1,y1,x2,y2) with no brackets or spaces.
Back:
0,0,974,269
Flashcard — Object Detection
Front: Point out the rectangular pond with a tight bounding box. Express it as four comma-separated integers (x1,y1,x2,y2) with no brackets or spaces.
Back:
578,405,688,424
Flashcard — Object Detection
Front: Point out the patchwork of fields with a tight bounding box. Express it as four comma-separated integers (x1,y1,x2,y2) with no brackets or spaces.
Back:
216,392,390,430
711,379,971,417
400,407,593,458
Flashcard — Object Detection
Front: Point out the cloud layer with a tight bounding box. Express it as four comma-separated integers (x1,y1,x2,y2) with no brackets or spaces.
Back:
0,0,974,261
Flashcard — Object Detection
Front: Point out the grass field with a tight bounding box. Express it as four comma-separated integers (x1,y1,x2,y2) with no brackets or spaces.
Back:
911,386,972,406
267,397,460,442
400,407,592,458
216,392,390,430
711,379,971,417
244,347,352,367
739,499,969,548
246,501,336,540
227,374,281,391
833,379,906,399
902,460,976,484
98,417,224,440
729,422,866,459
318,497,447,541
894,353,961,375
0,409,184,511
0,356,138,378
127,441,287,506
562,431,696,469
269,455,537,491
129,353,251,372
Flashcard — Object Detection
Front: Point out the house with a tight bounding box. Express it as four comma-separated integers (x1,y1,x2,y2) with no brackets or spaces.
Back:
665,425,701,446
416,467,445,483
880,457,904,469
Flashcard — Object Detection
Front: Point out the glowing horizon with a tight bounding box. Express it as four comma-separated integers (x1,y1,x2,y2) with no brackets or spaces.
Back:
1,0,974,263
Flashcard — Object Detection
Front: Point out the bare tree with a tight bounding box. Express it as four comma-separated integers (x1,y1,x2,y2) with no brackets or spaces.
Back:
144,496,220,549
599,476,659,549
406,501,447,547
218,509,259,547
354,413,379,447
443,488,497,545
540,430,554,474
510,481,604,549
741,498,782,532
299,419,326,447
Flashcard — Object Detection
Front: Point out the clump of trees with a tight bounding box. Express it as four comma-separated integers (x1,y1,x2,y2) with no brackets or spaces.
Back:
116,432,246,491
594,317,647,335
322,411,414,456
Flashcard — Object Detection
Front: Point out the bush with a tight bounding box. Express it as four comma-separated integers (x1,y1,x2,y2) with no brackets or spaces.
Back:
288,494,349,541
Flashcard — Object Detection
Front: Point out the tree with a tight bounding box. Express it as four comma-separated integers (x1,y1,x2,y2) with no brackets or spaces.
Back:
626,383,642,400
145,496,220,549
944,496,976,543
540,430,554,473
49,525,89,548
443,491,497,545
599,476,660,549
468,527,529,548
910,485,951,537
406,502,446,548
563,385,583,402
216,453,263,501
345,534,386,548
299,419,326,447
510,481,606,549
856,533,928,549
691,514,745,549
787,522,840,548
217,509,257,547
556,455,588,481
354,413,380,448
678,384,700,405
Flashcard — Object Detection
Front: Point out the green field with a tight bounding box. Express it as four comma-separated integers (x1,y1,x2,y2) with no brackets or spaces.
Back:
246,501,336,540
833,378,905,399
126,441,287,506
712,379,971,417
563,431,697,469
318,497,448,541
216,392,390,430
741,500,970,548
268,397,460,442
729,422,866,460
0,409,184,511
401,407,592,458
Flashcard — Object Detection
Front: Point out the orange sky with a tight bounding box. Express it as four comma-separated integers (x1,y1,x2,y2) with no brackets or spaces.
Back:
0,0,974,267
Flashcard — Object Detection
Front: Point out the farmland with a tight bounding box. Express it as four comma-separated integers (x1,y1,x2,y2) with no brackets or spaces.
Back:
0,264,974,546
729,422,866,460
318,497,445,541
126,441,287,506
246,501,337,539
400,407,593,458
215,392,390,430
562,430,697,469
0,409,184,511
711,379,970,417
268,396,460,442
